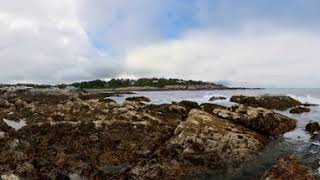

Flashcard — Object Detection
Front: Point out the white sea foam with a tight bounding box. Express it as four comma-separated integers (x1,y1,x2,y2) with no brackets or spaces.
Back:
312,142,320,146
288,94,320,105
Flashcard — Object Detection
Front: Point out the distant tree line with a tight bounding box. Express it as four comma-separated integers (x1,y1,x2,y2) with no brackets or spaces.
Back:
70,78,218,89
0,78,222,89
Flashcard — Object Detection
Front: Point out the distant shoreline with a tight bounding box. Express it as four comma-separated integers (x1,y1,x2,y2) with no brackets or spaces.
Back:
0,77,264,92
84,86,264,94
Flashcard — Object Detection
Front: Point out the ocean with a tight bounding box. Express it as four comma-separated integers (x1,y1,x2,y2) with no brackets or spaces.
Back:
113,88,320,179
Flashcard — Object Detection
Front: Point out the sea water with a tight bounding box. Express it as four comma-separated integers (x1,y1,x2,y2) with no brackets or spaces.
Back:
113,88,320,179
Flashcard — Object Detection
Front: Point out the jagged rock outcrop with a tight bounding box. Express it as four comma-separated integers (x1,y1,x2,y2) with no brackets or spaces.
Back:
289,106,311,114
261,156,315,180
230,95,301,110
169,109,268,169
213,105,297,136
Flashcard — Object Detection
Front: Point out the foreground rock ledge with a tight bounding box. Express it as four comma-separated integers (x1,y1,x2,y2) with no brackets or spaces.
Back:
261,156,315,180
0,90,298,179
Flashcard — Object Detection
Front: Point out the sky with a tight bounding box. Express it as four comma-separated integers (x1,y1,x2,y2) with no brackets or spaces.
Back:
0,0,319,87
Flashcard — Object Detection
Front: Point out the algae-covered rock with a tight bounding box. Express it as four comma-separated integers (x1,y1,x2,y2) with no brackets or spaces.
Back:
213,105,296,136
289,106,311,114
230,95,301,110
0,90,306,179
170,109,268,169
125,96,151,102
177,100,199,112
261,156,315,180
209,96,227,101
305,122,320,136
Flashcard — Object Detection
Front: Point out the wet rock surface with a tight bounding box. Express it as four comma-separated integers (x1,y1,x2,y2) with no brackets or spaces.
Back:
230,95,302,110
261,156,315,180
290,106,311,114
213,105,297,136
306,122,320,136
302,103,319,107
170,109,268,168
0,89,300,179
0,91,182,179
125,96,151,102
209,96,227,101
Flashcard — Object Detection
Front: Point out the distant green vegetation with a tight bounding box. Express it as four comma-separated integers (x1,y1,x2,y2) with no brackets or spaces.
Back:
70,78,220,89
71,79,108,89
0,78,224,89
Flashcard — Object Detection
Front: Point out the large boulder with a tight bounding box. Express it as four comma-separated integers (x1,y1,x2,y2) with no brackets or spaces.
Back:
230,95,301,110
305,122,320,136
170,109,268,169
261,156,315,180
289,106,311,114
213,105,296,136
125,96,151,102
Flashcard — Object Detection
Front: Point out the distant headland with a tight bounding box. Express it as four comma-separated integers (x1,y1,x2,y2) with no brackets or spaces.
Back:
0,78,261,91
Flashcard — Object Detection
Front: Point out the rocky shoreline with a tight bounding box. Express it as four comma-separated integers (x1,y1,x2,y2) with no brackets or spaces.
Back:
0,89,317,179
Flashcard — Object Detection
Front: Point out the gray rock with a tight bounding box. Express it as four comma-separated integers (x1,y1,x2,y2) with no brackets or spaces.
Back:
170,109,268,168
213,105,297,136
230,95,301,110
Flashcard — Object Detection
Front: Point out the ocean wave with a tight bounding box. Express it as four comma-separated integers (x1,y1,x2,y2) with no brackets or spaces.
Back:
287,94,320,104
311,142,320,146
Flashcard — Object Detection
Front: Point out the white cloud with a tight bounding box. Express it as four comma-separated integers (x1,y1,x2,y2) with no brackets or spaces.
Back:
76,0,167,53
0,1,319,87
124,27,320,88
0,0,119,84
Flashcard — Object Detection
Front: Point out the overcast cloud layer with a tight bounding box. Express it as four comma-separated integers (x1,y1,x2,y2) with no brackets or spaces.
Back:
0,0,319,87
